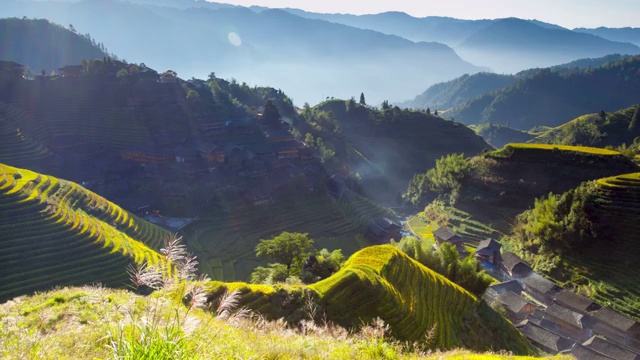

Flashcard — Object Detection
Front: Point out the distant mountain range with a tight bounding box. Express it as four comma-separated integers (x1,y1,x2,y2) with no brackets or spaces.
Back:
0,18,107,73
0,0,482,105
574,27,640,46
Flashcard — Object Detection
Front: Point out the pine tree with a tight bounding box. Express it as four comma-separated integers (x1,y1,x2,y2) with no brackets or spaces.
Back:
359,92,366,105
426,108,431,115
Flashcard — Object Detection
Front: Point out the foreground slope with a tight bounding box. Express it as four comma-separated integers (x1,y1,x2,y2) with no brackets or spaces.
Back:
207,245,533,354
0,163,169,302
0,286,556,359
508,173,640,320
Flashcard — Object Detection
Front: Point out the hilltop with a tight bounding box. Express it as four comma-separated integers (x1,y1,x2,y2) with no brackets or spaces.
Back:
295,99,492,205
0,163,169,302
405,144,639,237
446,56,640,129
206,245,533,354
507,172,640,320
534,104,640,147
0,18,107,73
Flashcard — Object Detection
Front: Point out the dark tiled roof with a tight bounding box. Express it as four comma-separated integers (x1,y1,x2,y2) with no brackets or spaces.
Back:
500,252,532,273
522,272,559,295
583,335,640,360
568,344,615,360
476,239,502,253
498,291,533,313
520,322,574,353
488,280,523,296
544,303,587,329
373,218,401,231
432,227,457,242
590,307,640,333
553,290,601,313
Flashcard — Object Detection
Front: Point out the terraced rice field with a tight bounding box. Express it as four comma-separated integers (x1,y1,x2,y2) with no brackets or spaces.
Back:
494,143,621,156
0,103,52,167
565,172,640,319
0,163,170,302
185,192,388,282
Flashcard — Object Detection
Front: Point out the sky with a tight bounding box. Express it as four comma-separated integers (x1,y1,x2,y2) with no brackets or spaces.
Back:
207,0,640,29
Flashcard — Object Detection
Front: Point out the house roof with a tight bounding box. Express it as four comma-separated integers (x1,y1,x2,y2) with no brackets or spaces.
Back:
498,291,534,314
475,238,502,253
589,307,640,333
373,218,401,231
522,272,558,295
544,303,587,329
520,322,575,353
499,252,532,273
194,141,218,153
583,335,640,360
432,227,458,242
553,290,601,313
567,344,615,360
488,280,523,296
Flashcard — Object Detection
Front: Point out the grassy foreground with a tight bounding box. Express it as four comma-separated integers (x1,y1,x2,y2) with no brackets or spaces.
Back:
0,286,563,359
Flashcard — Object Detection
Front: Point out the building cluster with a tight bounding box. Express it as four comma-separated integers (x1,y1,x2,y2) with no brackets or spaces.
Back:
475,239,640,359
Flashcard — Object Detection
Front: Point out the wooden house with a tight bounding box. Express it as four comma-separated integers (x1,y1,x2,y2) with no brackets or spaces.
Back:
484,280,524,300
276,141,300,160
498,252,533,279
366,218,402,244
243,189,272,206
198,119,227,133
0,61,25,79
582,335,640,360
564,344,615,360
58,65,83,77
518,322,575,354
541,303,595,342
521,272,561,304
267,129,294,143
474,238,502,265
174,146,198,163
589,307,640,347
496,291,537,322
433,227,464,247
160,69,178,83
552,290,601,314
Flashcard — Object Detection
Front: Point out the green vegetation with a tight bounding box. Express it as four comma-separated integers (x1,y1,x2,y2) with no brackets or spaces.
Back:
490,143,622,157
447,56,640,129
0,286,558,359
0,163,170,302
393,237,492,296
533,105,640,149
405,153,471,206
207,245,533,354
506,173,640,320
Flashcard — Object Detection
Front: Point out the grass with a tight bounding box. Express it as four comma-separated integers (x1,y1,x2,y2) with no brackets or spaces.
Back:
0,163,170,302
0,285,564,359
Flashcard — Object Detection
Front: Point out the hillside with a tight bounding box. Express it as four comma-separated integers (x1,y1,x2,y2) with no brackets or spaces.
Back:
456,18,640,73
400,72,516,110
0,18,107,73
507,173,640,320
0,286,559,359
206,245,533,354
406,144,639,238
534,104,640,147
0,1,483,105
446,56,640,129
297,99,492,205
575,27,640,46
0,163,169,302
472,124,536,149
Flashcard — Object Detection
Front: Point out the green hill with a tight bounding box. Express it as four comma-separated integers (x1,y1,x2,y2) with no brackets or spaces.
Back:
0,163,169,302
533,104,640,147
206,245,533,354
0,18,108,73
446,56,640,129
507,172,640,320
406,144,639,239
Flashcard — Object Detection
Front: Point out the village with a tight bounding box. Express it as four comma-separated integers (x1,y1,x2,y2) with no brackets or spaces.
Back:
428,227,640,359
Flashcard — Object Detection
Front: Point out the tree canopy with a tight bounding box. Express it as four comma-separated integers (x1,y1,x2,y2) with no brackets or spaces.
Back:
255,232,314,271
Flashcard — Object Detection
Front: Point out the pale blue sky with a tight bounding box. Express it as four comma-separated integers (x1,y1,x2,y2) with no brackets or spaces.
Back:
209,0,640,28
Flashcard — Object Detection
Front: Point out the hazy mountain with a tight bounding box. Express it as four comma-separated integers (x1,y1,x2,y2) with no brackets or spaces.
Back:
400,72,516,110
0,0,483,105
575,27,640,46
456,18,640,73
446,56,640,129
0,18,107,73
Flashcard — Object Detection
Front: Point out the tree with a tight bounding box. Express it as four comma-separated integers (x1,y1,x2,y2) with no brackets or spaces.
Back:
434,110,438,116
381,100,390,110
426,108,431,115
304,133,315,148
262,99,281,128
255,232,314,271
359,92,366,105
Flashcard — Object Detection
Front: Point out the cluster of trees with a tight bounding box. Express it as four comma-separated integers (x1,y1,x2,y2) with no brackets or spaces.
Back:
250,232,344,285
405,153,471,206
393,237,492,296
303,133,335,162
508,182,600,274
